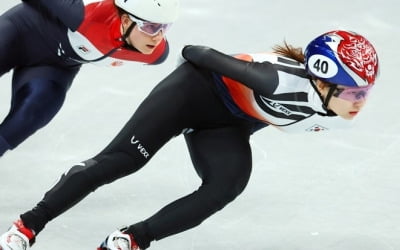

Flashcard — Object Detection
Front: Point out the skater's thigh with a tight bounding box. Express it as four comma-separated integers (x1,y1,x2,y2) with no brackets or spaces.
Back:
184,125,253,192
98,64,215,161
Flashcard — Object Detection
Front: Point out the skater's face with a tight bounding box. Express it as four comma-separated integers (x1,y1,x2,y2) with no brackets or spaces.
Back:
121,14,167,54
316,80,370,120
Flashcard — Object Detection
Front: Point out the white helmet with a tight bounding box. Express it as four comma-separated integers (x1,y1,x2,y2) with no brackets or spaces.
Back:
115,0,179,24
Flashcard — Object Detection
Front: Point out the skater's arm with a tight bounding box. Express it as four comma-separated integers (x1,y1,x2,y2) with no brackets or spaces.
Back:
26,0,85,31
182,45,279,95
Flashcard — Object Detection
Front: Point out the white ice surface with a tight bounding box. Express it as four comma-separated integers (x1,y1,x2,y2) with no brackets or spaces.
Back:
0,0,399,249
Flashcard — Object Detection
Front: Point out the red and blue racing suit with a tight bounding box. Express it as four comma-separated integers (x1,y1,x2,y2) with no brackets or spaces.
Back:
0,0,169,156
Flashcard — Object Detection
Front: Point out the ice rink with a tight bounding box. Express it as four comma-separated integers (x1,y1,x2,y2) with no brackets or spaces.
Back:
0,0,399,249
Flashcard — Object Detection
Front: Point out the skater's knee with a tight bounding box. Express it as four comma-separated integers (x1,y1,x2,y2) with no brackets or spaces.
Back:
15,80,66,128
202,180,247,210
209,171,250,201
59,159,100,190
65,158,127,189
71,151,143,187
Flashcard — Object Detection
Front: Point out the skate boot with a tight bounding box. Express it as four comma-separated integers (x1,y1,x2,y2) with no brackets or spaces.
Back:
97,228,140,250
0,220,35,250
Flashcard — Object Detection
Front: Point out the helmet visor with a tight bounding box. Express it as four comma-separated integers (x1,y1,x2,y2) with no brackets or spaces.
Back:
333,85,373,102
129,15,172,36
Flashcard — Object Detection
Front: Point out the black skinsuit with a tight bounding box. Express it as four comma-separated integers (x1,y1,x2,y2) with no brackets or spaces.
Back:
20,46,332,249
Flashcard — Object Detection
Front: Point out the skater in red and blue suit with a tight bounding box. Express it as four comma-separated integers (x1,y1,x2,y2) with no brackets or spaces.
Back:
0,30,379,250
0,0,179,157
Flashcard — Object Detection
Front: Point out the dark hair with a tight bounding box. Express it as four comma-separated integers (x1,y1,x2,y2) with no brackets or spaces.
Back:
272,41,305,64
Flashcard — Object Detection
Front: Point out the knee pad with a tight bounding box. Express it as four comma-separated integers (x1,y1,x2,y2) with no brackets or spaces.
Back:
66,159,98,173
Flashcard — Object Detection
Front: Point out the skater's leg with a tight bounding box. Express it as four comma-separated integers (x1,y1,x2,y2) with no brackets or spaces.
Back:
0,16,23,155
18,91,185,234
126,125,253,249
18,63,214,234
0,66,80,156
0,79,67,156
15,63,245,247
20,155,143,234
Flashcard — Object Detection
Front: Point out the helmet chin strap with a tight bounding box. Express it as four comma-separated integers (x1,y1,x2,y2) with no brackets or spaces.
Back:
311,79,337,116
121,22,139,51
323,84,337,108
322,84,338,116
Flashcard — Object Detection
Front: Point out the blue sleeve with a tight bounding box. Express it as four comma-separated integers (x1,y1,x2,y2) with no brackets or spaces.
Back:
23,0,84,31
